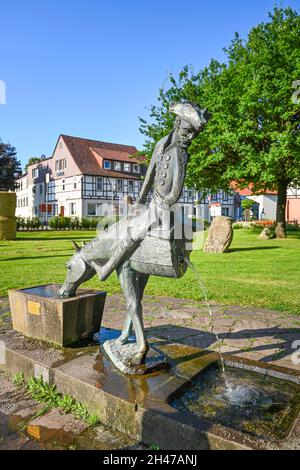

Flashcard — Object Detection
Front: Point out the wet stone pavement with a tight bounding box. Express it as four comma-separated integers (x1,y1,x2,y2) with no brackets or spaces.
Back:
0,371,144,450
101,294,300,372
0,294,300,450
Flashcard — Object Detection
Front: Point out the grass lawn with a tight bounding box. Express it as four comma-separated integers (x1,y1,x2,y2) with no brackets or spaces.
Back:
1,229,299,314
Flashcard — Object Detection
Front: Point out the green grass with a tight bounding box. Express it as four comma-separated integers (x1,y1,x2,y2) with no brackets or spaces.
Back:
11,373,100,426
1,229,300,314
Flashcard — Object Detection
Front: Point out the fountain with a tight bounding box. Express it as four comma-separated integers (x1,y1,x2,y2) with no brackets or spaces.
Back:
4,101,300,449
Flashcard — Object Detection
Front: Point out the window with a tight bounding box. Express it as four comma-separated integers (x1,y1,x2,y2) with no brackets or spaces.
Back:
128,180,134,192
188,189,193,199
114,162,121,171
63,158,67,169
222,207,229,217
32,168,38,179
223,192,228,201
74,182,77,189
104,161,111,170
124,163,131,172
117,179,123,191
211,193,218,201
62,180,65,191
55,161,59,171
87,203,96,216
133,164,140,173
39,184,43,194
97,177,103,191
70,202,76,215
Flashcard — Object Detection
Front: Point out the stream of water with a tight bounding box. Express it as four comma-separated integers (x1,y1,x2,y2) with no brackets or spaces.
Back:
186,258,227,378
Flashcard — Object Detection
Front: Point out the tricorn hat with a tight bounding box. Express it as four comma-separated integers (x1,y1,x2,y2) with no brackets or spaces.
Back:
169,101,211,131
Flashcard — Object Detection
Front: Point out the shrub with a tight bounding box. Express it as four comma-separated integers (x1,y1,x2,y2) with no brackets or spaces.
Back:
251,220,275,232
70,217,80,230
16,216,26,230
49,216,60,230
48,216,71,230
233,222,243,229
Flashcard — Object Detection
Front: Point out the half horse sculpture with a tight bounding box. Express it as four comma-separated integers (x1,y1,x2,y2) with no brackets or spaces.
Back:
59,102,211,369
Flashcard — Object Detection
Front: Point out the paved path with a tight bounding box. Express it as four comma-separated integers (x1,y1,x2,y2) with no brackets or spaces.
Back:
101,294,300,372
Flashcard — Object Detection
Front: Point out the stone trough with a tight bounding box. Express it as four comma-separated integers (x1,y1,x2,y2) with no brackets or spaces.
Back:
8,284,106,346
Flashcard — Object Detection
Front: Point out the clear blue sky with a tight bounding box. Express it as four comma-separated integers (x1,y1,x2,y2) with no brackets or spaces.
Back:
1,0,299,169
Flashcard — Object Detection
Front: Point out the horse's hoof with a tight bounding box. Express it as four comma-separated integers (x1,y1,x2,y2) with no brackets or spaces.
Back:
127,350,148,366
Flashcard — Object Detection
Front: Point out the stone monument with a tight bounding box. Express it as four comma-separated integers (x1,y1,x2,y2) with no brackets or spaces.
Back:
204,216,233,253
59,102,211,373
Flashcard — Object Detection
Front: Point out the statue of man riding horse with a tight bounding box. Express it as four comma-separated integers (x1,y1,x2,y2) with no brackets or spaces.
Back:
59,102,211,367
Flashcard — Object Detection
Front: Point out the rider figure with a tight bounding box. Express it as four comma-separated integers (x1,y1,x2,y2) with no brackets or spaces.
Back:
91,101,211,281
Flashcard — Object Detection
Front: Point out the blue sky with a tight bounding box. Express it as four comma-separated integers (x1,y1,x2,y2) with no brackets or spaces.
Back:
1,0,299,168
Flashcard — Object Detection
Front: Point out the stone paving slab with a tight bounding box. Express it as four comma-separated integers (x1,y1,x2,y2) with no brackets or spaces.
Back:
93,294,300,372
0,371,143,450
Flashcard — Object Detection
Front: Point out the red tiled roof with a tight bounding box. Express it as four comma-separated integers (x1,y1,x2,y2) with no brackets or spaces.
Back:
61,135,144,179
230,181,277,196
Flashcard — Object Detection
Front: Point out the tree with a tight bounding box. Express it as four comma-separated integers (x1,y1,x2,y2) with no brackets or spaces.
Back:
0,139,21,190
140,7,300,238
25,155,47,173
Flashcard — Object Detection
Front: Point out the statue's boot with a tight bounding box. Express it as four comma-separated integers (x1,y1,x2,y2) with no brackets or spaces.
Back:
90,237,139,281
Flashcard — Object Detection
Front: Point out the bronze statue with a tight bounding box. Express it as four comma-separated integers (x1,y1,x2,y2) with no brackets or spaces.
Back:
59,102,211,369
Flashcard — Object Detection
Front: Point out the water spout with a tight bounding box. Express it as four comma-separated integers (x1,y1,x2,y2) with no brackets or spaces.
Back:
185,258,227,379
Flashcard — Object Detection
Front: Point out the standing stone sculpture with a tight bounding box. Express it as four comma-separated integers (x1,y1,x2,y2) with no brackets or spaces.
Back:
259,227,272,240
59,102,211,373
204,216,233,253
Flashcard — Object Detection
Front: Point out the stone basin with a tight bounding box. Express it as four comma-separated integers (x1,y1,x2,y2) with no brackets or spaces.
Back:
170,364,300,441
8,284,106,346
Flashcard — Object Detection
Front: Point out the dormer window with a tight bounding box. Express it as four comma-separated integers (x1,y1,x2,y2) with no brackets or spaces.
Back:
114,162,121,171
133,164,140,173
104,161,111,170
32,168,38,179
124,163,131,172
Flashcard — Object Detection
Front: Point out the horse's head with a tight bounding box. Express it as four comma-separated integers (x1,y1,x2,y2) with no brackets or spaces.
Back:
58,241,95,298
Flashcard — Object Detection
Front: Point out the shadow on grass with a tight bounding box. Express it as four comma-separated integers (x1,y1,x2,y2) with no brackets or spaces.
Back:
0,254,70,262
16,235,94,241
228,246,281,253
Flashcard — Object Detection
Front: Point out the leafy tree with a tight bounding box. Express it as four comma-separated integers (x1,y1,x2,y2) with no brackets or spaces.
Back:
0,139,21,190
241,199,255,211
25,155,47,173
139,7,300,238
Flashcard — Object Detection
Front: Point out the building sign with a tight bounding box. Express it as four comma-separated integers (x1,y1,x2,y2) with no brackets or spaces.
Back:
39,204,52,213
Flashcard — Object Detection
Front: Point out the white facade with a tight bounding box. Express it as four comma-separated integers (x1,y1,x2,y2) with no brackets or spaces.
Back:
246,194,277,220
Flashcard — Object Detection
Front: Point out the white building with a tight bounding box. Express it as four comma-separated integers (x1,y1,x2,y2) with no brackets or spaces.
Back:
15,134,235,222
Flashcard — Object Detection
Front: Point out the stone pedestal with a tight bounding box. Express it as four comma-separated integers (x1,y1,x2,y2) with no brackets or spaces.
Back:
8,284,106,346
102,339,168,375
